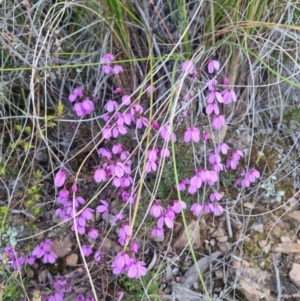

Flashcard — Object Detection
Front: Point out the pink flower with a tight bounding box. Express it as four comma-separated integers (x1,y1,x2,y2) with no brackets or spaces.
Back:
122,94,131,105
73,102,84,116
105,100,119,112
175,178,189,191
81,98,94,115
54,170,67,187
206,90,223,104
114,87,122,94
212,114,226,130
127,260,147,278
98,147,112,159
160,147,170,158
131,242,139,253
88,228,99,239
102,65,112,74
232,150,244,161
118,224,132,246
207,60,220,74
150,200,163,218
216,143,230,154
221,88,237,104
100,53,115,63
226,158,238,170
94,168,106,183
73,87,83,97
147,149,158,162
69,93,77,102
210,191,223,202
157,208,175,228
210,203,224,216
181,60,196,75
117,291,124,301
160,125,176,142
96,200,109,216
172,200,187,213
151,227,164,238
206,103,220,115
82,245,92,257
241,168,260,187
113,65,123,74
94,250,102,262
111,252,131,275
184,126,200,143
190,203,203,216
146,85,155,95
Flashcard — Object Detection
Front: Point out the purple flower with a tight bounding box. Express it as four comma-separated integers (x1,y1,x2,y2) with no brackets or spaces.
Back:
88,228,99,240
27,254,35,265
184,126,200,143
49,292,64,301
94,168,106,183
190,203,203,216
212,114,226,130
75,294,85,301
216,143,230,155
206,103,220,115
94,250,102,262
206,89,223,104
105,100,119,112
181,60,196,75
81,98,94,115
42,249,57,264
100,53,115,63
160,125,176,142
73,102,85,117
102,65,112,74
117,291,124,301
54,170,67,187
172,200,187,214
113,65,123,74
111,252,131,275
11,257,25,270
151,227,164,238
221,88,237,104
210,191,223,202
157,208,175,229
130,242,139,253
82,245,93,257
207,60,220,74
118,224,132,246
150,200,163,218
241,168,260,187
127,260,147,278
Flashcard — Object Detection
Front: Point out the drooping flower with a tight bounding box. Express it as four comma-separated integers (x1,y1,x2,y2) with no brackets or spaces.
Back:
207,60,220,74
184,127,200,143
54,170,67,187
127,260,147,278
182,60,196,75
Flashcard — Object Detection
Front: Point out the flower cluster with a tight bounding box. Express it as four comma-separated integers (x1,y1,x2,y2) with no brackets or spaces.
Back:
68,87,95,117
100,53,123,75
31,239,57,264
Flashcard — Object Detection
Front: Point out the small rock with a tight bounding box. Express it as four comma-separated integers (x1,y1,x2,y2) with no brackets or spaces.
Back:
272,243,300,254
215,269,223,279
210,238,216,247
244,202,255,209
289,263,300,288
216,235,228,243
38,270,48,283
263,243,271,254
209,227,225,238
280,235,292,243
217,242,231,254
66,253,78,266
173,220,201,249
252,223,264,233
258,240,267,248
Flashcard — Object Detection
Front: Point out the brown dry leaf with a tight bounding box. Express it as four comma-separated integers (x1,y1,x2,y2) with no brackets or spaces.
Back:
173,220,201,249
289,263,300,288
66,253,78,266
272,243,300,254
51,234,73,257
